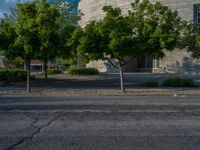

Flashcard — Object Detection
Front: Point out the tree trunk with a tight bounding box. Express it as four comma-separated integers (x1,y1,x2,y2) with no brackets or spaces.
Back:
26,60,31,93
77,57,86,68
119,64,125,92
44,57,48,81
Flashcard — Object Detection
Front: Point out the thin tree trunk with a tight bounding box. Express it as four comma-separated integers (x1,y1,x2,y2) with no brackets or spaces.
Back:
26,60,31,93
119,64,125,92
77,57,86,68
44,57,48,81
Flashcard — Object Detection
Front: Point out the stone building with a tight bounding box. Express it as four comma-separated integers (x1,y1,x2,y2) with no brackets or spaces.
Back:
78,0,200,74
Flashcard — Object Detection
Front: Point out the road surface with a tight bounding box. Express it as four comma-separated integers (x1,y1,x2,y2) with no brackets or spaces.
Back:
1,95,200,150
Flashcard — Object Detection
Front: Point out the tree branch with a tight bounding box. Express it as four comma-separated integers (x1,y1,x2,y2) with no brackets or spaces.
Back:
106,58,119,69
121,58,133,66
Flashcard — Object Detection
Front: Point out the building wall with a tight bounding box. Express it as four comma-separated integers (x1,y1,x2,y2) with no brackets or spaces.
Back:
79,0,200,25
78,0,200,74
159,49,200,74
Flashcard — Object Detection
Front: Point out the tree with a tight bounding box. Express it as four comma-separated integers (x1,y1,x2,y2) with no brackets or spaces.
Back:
73,0,183,92
56,0,78,64
1,0,78,91
36,0,60,80
40,0,79,73
128,0,183,58
3,1,40,92
181,22,200,59
0,16,17,53
73,6,135,92
0,15,25,69
67,26,84,66
16,2,40,92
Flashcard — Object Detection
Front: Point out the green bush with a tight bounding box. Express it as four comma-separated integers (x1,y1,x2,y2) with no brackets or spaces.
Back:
47,69,63,75
143,81,159,87
0,69,27,82
162,77,194,87
30,76,36,81
67,67,99,75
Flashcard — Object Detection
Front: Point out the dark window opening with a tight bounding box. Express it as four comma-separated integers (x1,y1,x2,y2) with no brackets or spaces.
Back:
194,4,200,23
137,56,153,69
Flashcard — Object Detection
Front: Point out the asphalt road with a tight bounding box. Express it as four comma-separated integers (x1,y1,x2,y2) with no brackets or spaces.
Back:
1,95,200,150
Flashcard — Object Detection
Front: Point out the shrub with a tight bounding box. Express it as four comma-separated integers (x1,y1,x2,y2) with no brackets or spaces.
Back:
67,67,99,75
30,76,36,81
162,77,194,87
143,81,159,87
0,69,27,82
47,69,63,75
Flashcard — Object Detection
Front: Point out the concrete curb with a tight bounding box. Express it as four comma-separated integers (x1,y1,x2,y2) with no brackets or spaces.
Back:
0,88,200,97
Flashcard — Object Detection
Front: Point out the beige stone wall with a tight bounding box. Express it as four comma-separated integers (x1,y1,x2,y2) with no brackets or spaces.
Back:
86,60,119,72
159,49,200,74
78,0,200,73
79,0,200,26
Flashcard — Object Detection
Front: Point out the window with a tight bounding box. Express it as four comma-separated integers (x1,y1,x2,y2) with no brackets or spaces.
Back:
137,56,153,69
194,4,200,23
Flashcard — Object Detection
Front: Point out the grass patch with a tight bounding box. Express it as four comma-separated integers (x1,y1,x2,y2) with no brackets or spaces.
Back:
47,69,63,75
67,67,99,75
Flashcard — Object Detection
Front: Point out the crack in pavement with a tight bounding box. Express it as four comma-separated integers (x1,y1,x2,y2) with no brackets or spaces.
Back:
5,113,62,150
30,117,40,128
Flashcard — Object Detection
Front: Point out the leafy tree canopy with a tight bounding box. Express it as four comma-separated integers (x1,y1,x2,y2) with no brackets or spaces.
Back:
0,0,78,91
181,23,200,59
75,0,183,64
0,16,17,53
129,0,182,58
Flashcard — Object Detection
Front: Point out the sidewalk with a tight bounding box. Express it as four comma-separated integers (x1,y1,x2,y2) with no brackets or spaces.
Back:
0,73,200,96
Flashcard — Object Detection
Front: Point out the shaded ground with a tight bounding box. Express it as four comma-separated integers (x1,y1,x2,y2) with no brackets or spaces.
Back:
11,73,200,88
0,73,200,96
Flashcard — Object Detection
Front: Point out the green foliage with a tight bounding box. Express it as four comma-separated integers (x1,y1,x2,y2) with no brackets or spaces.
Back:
0,16,17,52
73,0,183,63
67,68,99,75
35,0,61,80
1,0,77,66
36,0,60,60
181,23,200,58
56,0,79,59
0,0,78,91
128,0,183,58
143,81,159,87
56,58,73,68
0,69,29,82
67,27,84,61
47,69,63,74
162,77,194,87
3,57,24,68
14,1,40,59
73,6,134,63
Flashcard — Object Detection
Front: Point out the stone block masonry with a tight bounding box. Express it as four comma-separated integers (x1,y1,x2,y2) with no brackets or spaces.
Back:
79,0,200,26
